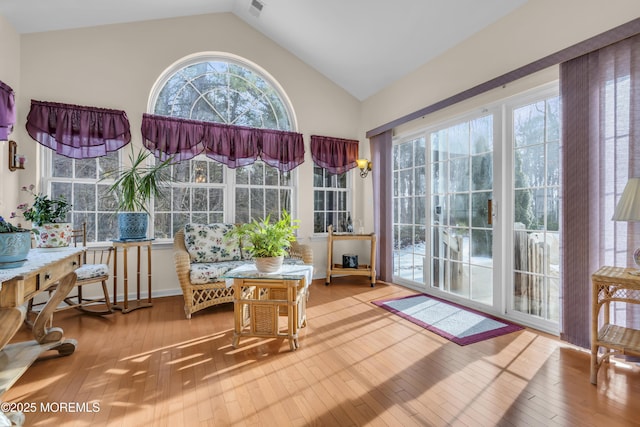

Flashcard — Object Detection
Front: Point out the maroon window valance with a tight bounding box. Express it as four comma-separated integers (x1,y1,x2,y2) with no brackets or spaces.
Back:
141,113,305,172
26,100,131,159
0,80,16,141
310,135,359,174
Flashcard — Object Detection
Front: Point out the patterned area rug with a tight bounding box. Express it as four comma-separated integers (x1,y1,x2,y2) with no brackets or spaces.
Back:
373,294,524,346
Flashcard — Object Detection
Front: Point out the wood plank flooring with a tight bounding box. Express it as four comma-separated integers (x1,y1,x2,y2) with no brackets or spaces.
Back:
3,276,640,426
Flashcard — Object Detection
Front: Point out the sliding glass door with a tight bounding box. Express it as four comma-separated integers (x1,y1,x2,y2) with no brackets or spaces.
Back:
392,85,561,332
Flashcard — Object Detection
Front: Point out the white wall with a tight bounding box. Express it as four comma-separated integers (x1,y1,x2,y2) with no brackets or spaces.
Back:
0,14,21,221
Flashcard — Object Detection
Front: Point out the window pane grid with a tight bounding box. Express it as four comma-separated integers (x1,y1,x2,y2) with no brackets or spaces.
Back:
46,152,119,244
313,166,350,233
393,137,427,284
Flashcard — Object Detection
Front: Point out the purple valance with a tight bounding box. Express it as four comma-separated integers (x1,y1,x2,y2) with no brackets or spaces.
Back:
0,80,16,141
141,113,305,172
310,135,359,174
26,100,131,159
260,128,305,172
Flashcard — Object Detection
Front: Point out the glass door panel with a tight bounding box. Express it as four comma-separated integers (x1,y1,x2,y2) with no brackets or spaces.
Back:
510,97,560,323
430,115,494,304
392,137,427,284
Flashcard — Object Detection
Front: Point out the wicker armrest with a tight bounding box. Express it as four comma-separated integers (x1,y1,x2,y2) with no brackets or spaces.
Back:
173,230,193,291
290,240,313,265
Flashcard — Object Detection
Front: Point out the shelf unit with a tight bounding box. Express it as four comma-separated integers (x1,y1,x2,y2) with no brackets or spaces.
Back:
325,224,377,287
590,265,640,385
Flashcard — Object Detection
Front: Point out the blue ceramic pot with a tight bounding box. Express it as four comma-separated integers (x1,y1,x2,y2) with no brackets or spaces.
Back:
118,212,148,240
0,231,32,269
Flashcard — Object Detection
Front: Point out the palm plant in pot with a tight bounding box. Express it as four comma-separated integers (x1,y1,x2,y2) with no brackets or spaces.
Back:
0,216,32,269
229,211,300,273
11,184,72,248
104,148,173,240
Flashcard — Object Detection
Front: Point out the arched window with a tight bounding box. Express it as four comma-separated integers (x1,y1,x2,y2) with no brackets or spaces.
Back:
150,53,298,238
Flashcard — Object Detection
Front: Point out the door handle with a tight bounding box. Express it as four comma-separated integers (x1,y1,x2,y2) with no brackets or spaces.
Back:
487,199,492,225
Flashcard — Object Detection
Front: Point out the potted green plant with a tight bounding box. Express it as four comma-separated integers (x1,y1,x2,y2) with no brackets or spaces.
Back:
11,184,72,248
103,148,173,240
229,210,299,273
0,216,31,269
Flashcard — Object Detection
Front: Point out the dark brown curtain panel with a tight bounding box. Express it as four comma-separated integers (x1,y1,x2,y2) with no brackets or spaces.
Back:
560,33,640,348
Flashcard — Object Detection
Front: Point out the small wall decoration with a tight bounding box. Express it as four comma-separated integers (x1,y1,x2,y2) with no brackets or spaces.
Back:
8,140,25,171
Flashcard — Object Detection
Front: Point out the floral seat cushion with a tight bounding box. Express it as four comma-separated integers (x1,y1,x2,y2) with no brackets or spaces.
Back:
189,260,248,285
76,263,109,280
183,223,242,263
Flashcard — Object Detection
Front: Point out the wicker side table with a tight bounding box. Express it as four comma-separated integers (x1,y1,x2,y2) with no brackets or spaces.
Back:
224,264,313,351
590,265,640,384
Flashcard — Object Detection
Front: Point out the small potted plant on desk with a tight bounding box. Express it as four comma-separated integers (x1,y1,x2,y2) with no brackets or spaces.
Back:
229,210,299,273
11,184,72,248
103,148,173,240
0,216,32,269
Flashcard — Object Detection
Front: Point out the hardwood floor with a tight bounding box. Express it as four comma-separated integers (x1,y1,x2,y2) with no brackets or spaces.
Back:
4,276,640,426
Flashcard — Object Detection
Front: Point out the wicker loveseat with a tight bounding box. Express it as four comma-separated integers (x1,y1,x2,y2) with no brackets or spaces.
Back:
173,223,313,319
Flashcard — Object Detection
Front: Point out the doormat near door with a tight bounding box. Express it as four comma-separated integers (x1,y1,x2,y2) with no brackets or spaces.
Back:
372,294,524,346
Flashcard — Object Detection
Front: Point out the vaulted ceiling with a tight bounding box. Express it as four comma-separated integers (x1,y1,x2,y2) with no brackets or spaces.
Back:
0,0,528,100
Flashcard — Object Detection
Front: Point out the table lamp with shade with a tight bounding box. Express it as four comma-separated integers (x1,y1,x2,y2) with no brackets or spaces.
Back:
612,177,640,274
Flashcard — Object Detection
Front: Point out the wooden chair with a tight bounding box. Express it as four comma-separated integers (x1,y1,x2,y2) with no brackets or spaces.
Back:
27,223,114,322
62,223,114,314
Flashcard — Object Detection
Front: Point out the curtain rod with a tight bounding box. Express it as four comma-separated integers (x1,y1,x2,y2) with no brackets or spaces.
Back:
366,17,640,139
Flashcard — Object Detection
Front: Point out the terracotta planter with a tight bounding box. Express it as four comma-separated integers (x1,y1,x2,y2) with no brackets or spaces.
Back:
254,255,284,273
34,223,72,248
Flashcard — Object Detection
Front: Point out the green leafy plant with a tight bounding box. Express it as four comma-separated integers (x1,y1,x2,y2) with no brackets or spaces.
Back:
103,148,174,213
0,216,28,233
11,184,72,226
229,211,299,258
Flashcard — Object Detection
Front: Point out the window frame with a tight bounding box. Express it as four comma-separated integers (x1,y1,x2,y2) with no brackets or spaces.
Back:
42,149,120,244
312,166,354,235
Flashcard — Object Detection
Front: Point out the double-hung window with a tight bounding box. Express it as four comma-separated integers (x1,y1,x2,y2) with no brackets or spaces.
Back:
313,166,350,233
44,151,119,243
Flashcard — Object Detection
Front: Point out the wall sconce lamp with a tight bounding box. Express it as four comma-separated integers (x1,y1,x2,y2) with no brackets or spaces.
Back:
8,140,26,171
356,158,372,178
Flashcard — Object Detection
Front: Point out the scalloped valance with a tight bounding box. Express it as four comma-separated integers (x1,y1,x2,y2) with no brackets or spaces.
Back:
141,113,305,172
0,80,16,141
310,134,359,174
26,100,131,159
